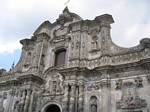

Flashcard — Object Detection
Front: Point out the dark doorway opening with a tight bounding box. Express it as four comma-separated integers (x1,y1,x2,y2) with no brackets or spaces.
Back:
45,104,61,112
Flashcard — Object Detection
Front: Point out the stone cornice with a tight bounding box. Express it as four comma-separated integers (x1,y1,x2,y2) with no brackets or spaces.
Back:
0,73,44,89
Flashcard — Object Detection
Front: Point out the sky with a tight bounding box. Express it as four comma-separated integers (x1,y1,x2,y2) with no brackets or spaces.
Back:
0,0,150,71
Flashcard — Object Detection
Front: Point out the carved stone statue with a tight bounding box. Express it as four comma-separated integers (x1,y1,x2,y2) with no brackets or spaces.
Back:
135,77,143,88
115,79,122,90
13,90,26,112
90,96,97,112
14,101,19,112
91,36,99,50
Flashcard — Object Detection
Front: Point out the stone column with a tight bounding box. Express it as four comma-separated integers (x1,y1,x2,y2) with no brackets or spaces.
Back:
69,83,76,112
28,91,35,112
101,77,111,112
62,82,69,112
78,82,84,112
8,90,16,112
23,89,32,112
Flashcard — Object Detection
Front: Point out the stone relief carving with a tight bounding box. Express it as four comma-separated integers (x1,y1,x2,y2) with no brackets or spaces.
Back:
116,81,147,110
76,41,80,49
89,28,100,52
87,82,100,91
44,73,64,95
147,75,150,83
135,77,143,88
13,90,28,112
115,79,122,90
91,36,99,51
71,42,74,49
24,51,32,68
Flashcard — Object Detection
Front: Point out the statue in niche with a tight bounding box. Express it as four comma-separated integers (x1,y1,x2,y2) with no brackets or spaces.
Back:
56,75,63,93
115,79,122,90
90,96,98,112
14,101,19,112
91,36,99,50
135,77,143,88
24,51,32,68
147,75,150,82
40,54,45,67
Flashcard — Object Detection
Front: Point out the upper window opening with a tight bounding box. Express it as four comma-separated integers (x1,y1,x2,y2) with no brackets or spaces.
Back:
55,49,66,66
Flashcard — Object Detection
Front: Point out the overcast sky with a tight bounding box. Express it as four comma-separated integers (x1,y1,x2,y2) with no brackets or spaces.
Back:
0,0,150,70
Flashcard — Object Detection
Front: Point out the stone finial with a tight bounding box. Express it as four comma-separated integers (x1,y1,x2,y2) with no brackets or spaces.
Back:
63,6,69,13
57,7,73,26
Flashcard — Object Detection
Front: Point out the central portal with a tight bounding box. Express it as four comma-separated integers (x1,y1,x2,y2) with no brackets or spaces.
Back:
45,104,61,112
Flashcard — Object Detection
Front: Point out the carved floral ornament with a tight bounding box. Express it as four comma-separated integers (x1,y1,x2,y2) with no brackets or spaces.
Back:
87,82,100,91
115,77,143,90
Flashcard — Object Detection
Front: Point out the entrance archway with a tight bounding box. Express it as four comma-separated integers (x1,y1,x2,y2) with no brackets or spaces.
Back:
45,104,61,112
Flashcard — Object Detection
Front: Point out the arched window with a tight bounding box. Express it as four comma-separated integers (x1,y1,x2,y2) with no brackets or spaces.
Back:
55,49,66,66
90,96,98,112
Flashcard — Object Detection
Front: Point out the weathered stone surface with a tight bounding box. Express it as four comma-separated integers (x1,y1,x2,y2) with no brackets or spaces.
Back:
0,7,150,112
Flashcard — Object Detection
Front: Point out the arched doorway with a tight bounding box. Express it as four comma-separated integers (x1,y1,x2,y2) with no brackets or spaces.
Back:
45,104,61,112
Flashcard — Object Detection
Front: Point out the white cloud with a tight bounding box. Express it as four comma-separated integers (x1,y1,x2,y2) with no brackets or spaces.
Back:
0,0,150,54
0,39,21,53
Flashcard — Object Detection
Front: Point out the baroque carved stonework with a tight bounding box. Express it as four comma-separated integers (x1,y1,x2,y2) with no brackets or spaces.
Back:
0,7,150,112
116,81,147,110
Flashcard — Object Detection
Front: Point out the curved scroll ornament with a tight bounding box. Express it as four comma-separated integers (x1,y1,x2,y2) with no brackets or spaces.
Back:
116,81,147,110
90,96,98,112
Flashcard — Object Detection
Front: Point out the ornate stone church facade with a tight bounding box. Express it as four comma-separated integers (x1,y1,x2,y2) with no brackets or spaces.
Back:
0,7,150,112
